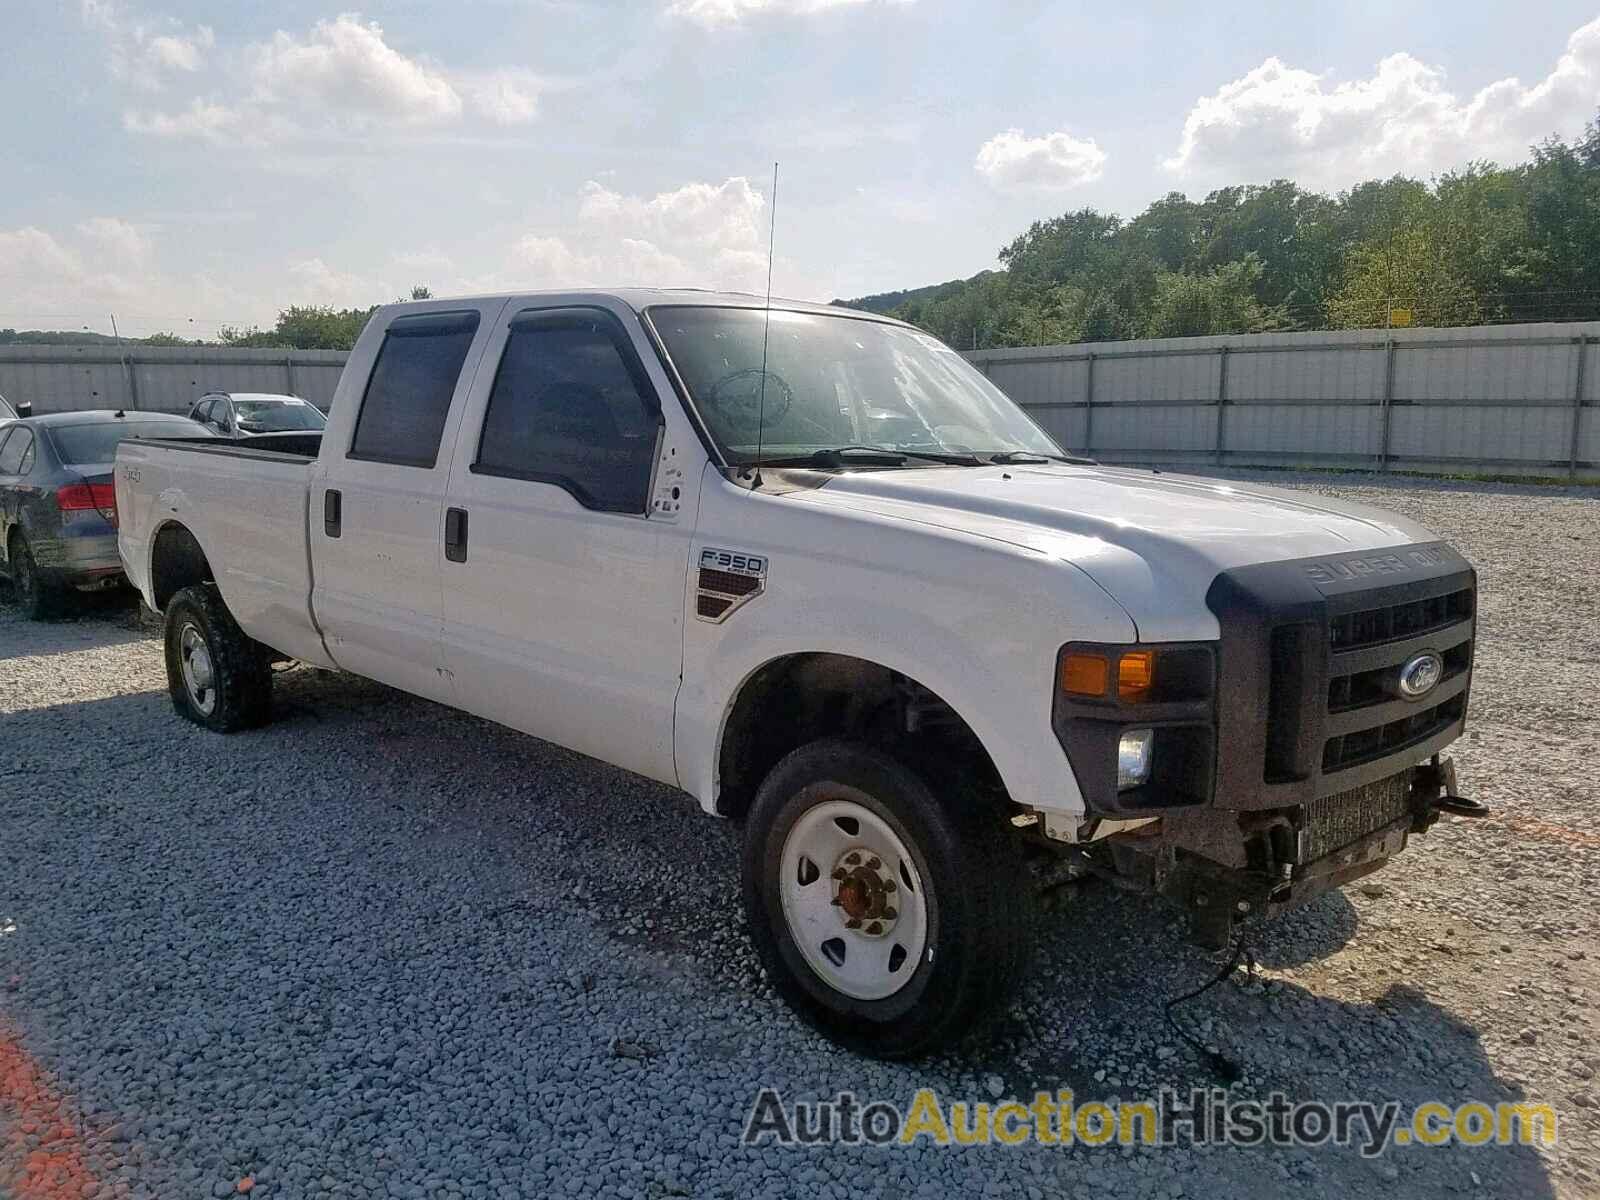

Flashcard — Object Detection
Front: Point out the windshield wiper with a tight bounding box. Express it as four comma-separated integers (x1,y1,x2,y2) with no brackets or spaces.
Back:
985,450,1098,466
747,445,982,468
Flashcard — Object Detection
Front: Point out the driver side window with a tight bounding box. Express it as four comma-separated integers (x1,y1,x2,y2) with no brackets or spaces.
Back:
472,309,660,513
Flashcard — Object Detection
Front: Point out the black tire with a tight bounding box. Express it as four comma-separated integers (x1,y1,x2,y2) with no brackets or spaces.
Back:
8,534,60,621
742,738,1033,1059
163,583,273,732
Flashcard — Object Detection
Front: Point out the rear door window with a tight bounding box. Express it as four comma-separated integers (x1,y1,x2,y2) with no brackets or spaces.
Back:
49,422,184,465
350,312,481,468
0,429,26,474
473,309,660,512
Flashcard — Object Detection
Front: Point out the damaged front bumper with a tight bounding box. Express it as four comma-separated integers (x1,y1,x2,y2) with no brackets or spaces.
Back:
1062,755,1487,949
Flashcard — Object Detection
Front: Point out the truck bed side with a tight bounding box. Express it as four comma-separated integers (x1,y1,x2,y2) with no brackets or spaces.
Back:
116,437,335,668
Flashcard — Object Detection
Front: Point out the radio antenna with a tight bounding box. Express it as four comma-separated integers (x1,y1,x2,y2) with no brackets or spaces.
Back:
751,161,778,490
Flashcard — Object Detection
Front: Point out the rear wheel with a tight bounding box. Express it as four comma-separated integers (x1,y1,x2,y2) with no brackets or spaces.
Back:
742,739,1033,1059
7,534,59,621
163,583,273,732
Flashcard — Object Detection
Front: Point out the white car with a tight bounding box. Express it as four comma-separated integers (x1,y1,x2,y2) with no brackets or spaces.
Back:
188,392,327,439
115,290,1483,1058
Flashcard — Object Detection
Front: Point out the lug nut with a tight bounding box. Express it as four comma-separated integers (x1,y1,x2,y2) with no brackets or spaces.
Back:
865,921,883,935
844,853,860,866
883,907,897,920
884,879,896,892
866,857,881,869
831,869,846,881
830,896,842,906
844,918,861,930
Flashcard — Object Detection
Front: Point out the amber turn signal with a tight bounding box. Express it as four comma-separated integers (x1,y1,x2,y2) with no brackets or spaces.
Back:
1117,650,1156,701
1060,652,1110,697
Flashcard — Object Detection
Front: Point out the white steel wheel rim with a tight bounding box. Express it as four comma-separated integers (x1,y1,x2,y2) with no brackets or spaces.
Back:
779,798,929,1001
178,623,217,716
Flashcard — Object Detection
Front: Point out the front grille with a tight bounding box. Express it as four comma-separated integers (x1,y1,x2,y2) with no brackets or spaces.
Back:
1322,693,1467,772
1302,770,1413,860
1328,640,1473,712
1329,588,1472,651
1320,585,1475,777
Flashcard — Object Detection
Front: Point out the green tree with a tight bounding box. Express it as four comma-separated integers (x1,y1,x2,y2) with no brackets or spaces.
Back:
1327,226,1482,328
271,305,375,350
1143,257,1268,338
1079,292,1136,342
1520,121,1600,314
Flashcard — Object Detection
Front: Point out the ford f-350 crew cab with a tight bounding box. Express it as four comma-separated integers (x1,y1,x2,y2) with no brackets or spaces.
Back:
116,290,1484,1058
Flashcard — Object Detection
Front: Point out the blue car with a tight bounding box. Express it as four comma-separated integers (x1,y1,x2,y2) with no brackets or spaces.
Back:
0,409,213,618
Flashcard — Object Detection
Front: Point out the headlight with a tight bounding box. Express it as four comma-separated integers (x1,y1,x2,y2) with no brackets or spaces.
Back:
1117,728,1154,790
1053,641,1218,814
1060,648,1155,702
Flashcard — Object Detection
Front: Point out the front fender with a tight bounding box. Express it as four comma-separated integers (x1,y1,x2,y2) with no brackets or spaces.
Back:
676,481,1138,819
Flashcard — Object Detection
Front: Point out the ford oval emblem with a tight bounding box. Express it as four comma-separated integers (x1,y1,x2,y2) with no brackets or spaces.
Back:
1398,652,1444,700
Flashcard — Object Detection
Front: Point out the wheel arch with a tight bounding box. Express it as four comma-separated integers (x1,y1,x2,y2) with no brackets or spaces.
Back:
149,520,215,612
711,651,1010,820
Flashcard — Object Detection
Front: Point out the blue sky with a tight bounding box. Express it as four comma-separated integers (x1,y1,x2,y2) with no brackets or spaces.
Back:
3,1,1599,337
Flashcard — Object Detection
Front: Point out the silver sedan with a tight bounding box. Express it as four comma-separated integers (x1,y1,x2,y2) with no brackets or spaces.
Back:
0,409,213,618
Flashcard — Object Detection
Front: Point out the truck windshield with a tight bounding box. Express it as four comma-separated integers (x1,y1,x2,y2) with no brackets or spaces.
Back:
648,306,1063,465
234,400,327,432
51,421,197,465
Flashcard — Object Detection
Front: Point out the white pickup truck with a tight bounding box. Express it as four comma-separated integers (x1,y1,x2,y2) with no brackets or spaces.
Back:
117,290,1483,1057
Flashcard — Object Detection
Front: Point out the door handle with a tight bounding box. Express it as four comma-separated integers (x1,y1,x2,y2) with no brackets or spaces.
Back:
444,507,468,563
324,489,342,538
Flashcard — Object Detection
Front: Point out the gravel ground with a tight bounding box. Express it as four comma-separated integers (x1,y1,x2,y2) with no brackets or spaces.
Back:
1,470,1597,1200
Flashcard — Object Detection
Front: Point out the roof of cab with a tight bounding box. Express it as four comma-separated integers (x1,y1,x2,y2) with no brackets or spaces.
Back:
384,288,909,327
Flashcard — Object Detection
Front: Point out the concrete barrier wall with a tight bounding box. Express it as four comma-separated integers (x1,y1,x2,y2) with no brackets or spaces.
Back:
968,321,1600,481
7,322,1597,480
0,345,349,416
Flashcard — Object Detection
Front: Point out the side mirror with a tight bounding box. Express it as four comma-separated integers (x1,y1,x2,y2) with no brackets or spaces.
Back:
15,400,31,417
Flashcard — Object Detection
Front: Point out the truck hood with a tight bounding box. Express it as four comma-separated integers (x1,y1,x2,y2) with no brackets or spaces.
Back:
789,463,1440,640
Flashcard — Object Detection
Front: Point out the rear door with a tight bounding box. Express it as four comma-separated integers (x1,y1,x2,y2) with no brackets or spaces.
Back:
439,302,688,785
311,306,499,703
0,428,25,558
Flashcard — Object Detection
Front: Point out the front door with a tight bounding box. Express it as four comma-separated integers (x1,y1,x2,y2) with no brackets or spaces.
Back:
440,303,689,785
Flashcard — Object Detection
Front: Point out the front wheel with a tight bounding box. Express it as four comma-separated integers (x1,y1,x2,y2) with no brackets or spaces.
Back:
742,739,1033,1059
163,583,273,732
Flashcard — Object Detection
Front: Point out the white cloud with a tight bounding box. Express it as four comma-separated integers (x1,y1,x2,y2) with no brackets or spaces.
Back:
76,217,154,267
578,177,765,254
392,249,455,275
122,98,248,143
0,226,140,326
288,257,381,308
505,176,796,294
81,0,215,89
0,228,88,285
974,128,1107,193
1165,15,1600,186
145,26,213,73
460,69,541,125
666,0,914,28
249,14,462,126
121,12,540,143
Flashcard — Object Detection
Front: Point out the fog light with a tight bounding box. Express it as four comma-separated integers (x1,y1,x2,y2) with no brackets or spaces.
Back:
1117,728,1154,790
